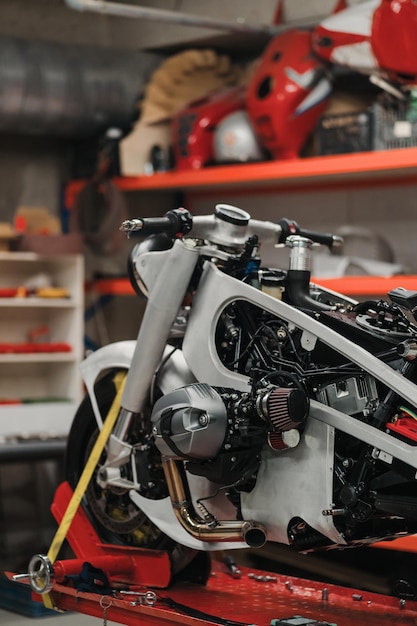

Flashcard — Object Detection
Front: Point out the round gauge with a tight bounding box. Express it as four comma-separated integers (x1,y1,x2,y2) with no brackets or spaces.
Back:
214,204,251,226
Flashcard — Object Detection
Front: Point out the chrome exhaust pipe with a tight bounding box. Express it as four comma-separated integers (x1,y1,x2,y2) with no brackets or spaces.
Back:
162,458,267,548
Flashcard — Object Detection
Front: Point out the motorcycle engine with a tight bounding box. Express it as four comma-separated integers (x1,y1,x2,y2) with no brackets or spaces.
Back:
151,381,309,487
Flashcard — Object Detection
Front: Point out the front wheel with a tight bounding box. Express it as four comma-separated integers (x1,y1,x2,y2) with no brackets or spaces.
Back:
65,369,205,578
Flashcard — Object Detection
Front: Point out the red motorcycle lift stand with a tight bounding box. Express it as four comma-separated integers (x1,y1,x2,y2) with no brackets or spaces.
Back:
10,481,417,626
8,560,417,626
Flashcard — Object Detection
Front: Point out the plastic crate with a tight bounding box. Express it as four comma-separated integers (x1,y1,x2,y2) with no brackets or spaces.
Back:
317,101,417,155
373,101,417,150
317,109,373,155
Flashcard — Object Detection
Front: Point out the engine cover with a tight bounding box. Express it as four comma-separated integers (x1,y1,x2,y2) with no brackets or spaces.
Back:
151,383,228,460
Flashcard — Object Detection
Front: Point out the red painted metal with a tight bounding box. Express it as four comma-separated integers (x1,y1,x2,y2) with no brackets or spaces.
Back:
64,147,417,208
17,560,417,626
6,480,416,624
376,535,417,553
386,415,417,443
85,277,135,296
313,275,417,297
50,481,172,588
52,555,133,583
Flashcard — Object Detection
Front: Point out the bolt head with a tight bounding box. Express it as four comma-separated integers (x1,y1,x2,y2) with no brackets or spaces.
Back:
199,413,208,426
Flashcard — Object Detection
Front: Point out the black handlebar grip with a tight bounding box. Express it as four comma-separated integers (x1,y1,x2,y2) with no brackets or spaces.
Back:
138,216,174,235
143,208,193,237
277,218,342,249
122,208,193,238
298,228,343,249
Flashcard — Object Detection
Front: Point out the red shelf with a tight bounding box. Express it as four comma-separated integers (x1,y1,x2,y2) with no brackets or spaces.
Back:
86,278,135,296
88,275,417,298
65,147,417,207
313,275,417,297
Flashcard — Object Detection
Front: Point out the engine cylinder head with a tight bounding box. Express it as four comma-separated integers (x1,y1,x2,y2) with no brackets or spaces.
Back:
151,383,228,460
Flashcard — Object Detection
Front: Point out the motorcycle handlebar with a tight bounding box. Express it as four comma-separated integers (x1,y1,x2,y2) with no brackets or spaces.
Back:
121,210,342,250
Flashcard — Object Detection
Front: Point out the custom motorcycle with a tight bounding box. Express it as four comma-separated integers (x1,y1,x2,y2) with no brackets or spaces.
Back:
66,204,417,582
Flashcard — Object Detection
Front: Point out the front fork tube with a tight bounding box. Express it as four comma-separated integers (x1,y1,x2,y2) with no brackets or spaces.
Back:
121,239,200,414
99,240,200,487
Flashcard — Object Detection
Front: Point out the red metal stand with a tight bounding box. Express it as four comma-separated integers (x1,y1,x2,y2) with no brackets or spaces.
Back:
9,561,417,626
9,481,417,626
50,481,172,589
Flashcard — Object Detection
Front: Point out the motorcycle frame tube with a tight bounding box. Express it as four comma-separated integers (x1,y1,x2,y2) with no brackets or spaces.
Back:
184,262,417,415
121,238,200,414
309,398,417,470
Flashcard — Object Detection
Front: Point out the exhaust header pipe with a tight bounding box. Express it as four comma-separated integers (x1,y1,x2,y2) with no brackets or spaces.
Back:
163,458,267,548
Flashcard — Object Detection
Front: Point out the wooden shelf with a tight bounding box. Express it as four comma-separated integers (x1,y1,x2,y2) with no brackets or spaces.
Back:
65,147,417,207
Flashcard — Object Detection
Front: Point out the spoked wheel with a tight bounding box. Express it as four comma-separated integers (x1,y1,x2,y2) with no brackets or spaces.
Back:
65,370,206,578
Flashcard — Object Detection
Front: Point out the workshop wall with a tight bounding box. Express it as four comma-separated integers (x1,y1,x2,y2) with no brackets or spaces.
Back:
0,0,412,334
0,0,362,222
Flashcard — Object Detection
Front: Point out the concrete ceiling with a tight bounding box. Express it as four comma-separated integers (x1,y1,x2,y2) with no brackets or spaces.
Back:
0,0,363,54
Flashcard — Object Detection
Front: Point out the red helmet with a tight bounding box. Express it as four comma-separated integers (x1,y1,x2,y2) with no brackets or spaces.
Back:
246,29,331,160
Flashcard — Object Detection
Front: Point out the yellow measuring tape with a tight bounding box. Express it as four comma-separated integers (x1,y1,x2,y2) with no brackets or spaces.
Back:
43,370,127,609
